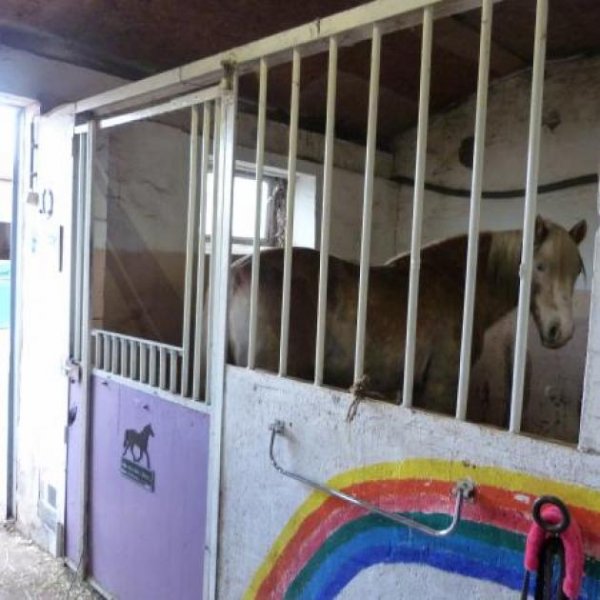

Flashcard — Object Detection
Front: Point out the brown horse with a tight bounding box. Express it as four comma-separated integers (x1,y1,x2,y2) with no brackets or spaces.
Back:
227,216,586,415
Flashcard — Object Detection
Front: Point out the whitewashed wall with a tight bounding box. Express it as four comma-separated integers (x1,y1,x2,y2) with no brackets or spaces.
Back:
392,56,599,275
0,46,125,550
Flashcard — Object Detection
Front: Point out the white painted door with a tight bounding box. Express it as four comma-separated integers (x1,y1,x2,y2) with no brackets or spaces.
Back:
16,104,74,555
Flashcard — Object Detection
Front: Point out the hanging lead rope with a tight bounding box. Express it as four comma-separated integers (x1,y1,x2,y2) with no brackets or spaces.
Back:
521,496,584,600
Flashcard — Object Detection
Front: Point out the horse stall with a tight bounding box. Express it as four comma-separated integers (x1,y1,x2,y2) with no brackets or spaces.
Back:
61,0,600,598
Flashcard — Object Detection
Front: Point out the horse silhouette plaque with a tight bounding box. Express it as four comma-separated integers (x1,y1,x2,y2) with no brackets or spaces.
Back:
120,424,156,492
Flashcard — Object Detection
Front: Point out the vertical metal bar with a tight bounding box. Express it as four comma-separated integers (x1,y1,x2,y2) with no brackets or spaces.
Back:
94,333,101,369
159,346,167,389
111,335,119,374
402,7,433,408
103,332,110,369
170,351,178,394
140,343,148,383
279,48,301,376
192,102,212,400
149,345,157,387
73,135,86,362
181,106,200,396
455,0,493,421
205,101,221,402
354,25,381,382
315,37,338,386
77,121,95,577
510,0,549,433
120,338,128,377
130,340,137,380
248,58,269,370
205,74,237,600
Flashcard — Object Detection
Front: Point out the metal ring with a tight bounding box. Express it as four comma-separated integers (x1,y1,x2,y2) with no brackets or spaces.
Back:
532,495,570,534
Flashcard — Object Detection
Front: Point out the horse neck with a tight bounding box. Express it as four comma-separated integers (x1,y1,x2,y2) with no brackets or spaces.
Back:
480,230,523,326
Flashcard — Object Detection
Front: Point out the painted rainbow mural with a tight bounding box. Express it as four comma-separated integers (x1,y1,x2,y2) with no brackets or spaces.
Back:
246,459,600,599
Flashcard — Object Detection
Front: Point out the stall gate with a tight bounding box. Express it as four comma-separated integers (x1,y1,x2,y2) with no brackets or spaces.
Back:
65,0,600,598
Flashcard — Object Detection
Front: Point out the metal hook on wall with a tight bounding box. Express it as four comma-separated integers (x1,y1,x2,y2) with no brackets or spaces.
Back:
269,420,475,538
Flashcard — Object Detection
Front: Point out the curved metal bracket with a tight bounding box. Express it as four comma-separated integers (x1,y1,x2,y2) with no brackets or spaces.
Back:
269,420,475,538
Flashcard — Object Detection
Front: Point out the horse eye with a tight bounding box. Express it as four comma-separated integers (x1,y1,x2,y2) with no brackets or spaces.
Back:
536,263,546,273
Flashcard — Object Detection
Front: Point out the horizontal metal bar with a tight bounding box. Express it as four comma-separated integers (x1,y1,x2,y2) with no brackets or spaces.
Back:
269,421,475,537
75,0,498,116
74,85,221,133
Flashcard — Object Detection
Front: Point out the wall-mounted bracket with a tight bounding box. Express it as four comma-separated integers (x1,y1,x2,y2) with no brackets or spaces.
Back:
269,420,475,538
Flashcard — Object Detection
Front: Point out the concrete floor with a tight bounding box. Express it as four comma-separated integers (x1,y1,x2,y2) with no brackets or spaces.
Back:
0,522,100,599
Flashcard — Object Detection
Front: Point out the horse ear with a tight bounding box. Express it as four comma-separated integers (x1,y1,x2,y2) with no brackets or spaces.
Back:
535,216,549,245
569,219,587,245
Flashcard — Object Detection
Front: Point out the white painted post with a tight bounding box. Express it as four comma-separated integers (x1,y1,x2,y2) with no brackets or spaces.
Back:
73,134,86,362
181,105,200,397
509,0,549,433
279,48,301,377
205,73,238,600
205,101,222,402
354,25,381,383
248,58,269,370
315,37,338,386
77,120,95,577
192,102,212,400
402,7,433,408
455,0,493,421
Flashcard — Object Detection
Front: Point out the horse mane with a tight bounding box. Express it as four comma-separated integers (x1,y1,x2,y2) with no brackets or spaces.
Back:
484,230,523,307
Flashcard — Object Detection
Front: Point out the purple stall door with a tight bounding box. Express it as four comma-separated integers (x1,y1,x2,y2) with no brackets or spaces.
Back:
67,376,210,599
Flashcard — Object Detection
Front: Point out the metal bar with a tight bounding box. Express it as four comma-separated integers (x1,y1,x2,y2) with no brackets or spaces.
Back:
353,25,381,382
455,0,493,421
73,134,86,361
192,102,212,400
94,333,101,370
130,341,138,380
159,346,167,389
247,58,269,370
73,86,221,133
402,7,433,408
120,338,128,378
279,48,301,377
149,345,158,387
111,336,119,374
269,421,474,536
102,332,110,370
204,100,222,402
75,0,497,116
140,344,148,383
170,351,179,394
77,121,95,578
181,105,201,397
314,37,338,386
509,0,549,433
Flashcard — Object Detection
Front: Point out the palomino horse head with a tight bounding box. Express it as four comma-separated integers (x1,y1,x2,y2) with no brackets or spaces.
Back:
531,216,587,349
